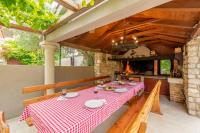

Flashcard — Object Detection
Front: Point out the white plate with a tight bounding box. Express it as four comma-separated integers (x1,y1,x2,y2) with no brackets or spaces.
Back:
64,92,79,98
128,82,137,86
84,99,105,108
57,96,67,101
97,85,106,88
114,88,128,93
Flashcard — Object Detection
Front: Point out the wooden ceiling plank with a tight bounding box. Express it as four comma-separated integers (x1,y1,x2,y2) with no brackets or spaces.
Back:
140,40,160,45
159,40,184,46
130,29,159,37
138,36,156,42
91,19,159,48
149,22,194,30
58,0,199,55
155,34,186,43
86,22,123,47
152,7,200,12
154,30,189,38
108,19,159,36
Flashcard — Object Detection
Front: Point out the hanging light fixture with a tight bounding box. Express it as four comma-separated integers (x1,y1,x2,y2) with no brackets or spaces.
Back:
111,29,139,52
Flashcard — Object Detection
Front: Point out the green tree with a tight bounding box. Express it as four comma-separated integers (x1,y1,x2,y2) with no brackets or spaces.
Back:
3,28,42,50
160,60,171,75
1,28,44,65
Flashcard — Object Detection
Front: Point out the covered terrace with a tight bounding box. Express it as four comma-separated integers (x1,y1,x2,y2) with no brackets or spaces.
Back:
0,0,200,133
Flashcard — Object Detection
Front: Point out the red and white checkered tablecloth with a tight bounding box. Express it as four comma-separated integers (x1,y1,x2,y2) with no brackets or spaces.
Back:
20,82,144,133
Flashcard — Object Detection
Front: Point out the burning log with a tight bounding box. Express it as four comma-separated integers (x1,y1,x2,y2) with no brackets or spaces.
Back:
125,61,134,74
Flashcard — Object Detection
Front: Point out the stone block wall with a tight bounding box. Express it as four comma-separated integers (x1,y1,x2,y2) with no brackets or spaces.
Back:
94,52,121,79
169,83,185,103
183,36,200,117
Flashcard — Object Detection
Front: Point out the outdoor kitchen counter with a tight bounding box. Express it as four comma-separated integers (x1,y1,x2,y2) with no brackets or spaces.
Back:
129,75,169,96
129,74,168,80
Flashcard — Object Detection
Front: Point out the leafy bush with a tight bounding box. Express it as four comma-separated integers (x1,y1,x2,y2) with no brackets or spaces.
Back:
2,40,44,65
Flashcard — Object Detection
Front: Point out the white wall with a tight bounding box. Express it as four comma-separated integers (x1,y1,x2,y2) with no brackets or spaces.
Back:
0,65,94,119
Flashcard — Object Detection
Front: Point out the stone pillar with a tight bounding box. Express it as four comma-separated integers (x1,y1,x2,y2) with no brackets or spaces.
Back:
184,36,200,117
40,41,58,94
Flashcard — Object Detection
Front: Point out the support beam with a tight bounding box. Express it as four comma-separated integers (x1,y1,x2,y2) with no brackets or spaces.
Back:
60,42,102,52
55,0,79,12
46,0,172,42
0,23,42,34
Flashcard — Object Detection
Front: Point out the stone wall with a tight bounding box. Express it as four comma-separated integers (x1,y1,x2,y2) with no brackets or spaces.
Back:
184,36,200,117
94,52,121,79
169,83,185,103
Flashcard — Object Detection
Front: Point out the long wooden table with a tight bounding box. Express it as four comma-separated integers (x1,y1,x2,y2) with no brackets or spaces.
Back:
20,82,144,133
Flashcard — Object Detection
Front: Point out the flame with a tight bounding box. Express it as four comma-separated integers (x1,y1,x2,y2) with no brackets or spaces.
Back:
125,62,134,74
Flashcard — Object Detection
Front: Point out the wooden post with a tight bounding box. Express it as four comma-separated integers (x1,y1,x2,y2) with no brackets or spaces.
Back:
154,60,158,76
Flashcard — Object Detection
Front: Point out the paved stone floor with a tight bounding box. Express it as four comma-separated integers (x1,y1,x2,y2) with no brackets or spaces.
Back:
7,96,200,133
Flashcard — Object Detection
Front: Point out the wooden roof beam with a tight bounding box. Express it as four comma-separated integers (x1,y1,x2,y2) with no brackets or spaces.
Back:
154,30,190,38
155,34,187,43
0,23,42,34
85,21,123,47
55,0,79,12
149,22,194,30
91,19,159,48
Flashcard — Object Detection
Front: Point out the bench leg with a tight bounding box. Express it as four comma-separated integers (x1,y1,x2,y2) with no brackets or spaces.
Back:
25,117,33,126
138,122,147,133
151,92,162,115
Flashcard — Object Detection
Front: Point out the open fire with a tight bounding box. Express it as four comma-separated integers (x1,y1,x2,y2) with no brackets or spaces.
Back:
125,62,134,74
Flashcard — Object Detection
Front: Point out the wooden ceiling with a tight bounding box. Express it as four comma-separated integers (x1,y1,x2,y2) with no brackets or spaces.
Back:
60,0,200,55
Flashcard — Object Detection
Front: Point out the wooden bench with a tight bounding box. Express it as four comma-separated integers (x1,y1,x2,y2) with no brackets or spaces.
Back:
108,80,162,133
22,75,111,126
0,111,9,133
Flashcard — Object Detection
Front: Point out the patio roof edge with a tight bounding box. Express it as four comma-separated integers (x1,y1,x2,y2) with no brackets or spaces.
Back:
46,0,172,43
